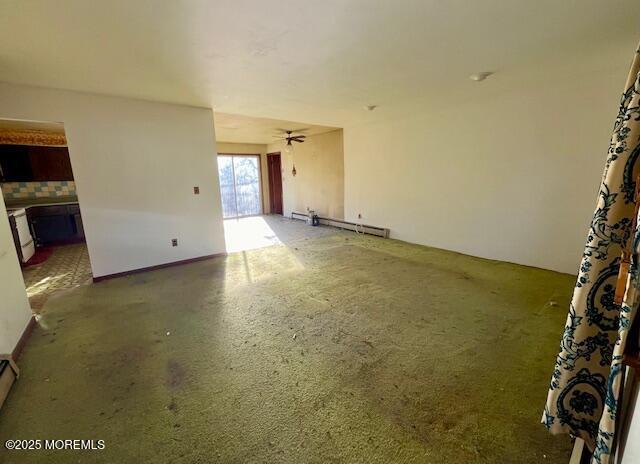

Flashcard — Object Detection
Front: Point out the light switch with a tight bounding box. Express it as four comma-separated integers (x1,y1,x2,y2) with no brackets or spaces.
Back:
193,186,200,194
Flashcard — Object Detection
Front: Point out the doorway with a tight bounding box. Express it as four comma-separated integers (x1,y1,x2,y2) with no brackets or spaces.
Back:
217,154,263,218
267,152,283,215
0,118,93,312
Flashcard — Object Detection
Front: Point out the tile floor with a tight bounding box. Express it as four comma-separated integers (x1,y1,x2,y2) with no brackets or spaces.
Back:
22,243,92,311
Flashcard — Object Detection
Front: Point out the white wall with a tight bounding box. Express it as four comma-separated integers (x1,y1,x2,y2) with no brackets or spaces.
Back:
343,69,624,274
216,142,270,214
268,129,344,219
0,82,226,279
0,195,32,354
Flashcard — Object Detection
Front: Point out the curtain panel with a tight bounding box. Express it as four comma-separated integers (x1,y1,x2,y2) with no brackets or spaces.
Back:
543,43,640,464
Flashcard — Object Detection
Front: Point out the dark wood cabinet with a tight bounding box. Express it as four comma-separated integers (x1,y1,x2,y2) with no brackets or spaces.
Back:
71,213,84,239
0,145,73,182
28,204,84,245
0,146,33,181
29,147,74,181
30,214,73,244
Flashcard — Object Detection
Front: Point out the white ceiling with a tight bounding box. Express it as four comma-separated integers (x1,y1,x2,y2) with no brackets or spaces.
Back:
215,112,337,144
1,1,639,126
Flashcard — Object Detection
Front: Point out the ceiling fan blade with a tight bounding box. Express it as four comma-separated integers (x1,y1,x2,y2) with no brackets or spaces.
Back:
292,138,305,143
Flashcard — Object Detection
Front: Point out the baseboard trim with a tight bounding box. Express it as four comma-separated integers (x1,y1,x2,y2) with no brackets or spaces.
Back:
92,252,227,283
12,316,37,361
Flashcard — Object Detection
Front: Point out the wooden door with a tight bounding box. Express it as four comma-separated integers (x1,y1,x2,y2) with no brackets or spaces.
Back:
267,152,283,215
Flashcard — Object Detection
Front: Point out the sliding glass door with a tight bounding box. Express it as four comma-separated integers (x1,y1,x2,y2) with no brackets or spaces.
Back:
217,154,262,218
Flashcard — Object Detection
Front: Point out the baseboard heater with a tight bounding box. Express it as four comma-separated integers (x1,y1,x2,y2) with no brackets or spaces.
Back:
291,212,389,238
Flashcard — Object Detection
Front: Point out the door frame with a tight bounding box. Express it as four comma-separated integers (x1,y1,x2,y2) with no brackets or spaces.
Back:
217,153,264,218
266,152,283,215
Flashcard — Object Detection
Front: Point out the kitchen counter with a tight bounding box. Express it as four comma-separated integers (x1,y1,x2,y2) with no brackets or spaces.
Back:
4,196,79,213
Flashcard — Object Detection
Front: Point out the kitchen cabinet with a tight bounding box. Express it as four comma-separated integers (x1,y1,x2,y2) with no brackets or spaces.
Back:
30,214,73,244
68,204,84,239
0,145,73,182
28,204,84,245
29,147,74,181
0,146,33,181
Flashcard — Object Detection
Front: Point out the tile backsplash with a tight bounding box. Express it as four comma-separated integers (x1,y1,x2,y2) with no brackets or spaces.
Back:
1,181,77,200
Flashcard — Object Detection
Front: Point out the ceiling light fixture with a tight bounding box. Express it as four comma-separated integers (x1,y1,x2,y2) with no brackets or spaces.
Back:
282,140,296,176
469,72,494,82
284,140,294,154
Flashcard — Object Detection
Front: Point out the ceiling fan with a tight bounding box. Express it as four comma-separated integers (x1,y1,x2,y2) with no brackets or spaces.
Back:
273,129,308,176
273,129,307,146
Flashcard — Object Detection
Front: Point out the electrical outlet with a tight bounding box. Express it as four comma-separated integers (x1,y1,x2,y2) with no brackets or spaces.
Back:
193,186,200,194
171,238,178,247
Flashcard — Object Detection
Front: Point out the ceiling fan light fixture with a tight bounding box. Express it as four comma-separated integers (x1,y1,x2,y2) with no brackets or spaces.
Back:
284,141,293,154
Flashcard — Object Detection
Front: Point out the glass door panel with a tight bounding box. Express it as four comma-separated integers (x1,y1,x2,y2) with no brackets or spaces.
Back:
218,155,238,218
217,155,262,218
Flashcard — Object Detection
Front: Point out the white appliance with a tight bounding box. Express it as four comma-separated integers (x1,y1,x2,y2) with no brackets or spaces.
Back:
11,209,35,263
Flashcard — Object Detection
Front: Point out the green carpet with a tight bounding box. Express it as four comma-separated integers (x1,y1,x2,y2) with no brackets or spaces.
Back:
0,224,573,463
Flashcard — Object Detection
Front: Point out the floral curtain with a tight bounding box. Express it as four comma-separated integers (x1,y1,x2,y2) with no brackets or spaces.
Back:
543,43,640,464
